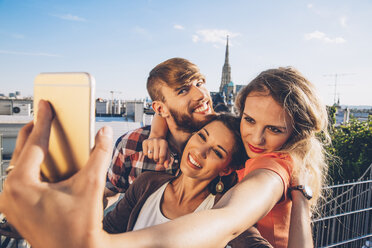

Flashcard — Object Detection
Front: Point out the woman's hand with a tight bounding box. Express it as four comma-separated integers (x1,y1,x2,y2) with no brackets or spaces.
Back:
0,100,113,248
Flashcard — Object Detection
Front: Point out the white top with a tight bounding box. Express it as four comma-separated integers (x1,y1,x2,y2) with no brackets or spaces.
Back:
133,182,216,231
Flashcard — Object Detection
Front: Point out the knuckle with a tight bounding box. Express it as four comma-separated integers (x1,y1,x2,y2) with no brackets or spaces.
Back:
95,142,111,154
4,177,24,199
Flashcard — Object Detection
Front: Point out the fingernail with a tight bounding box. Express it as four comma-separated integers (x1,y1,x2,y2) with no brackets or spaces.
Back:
38,99,46,112
101,126,113,137
38,100,54,120
38,99,44,108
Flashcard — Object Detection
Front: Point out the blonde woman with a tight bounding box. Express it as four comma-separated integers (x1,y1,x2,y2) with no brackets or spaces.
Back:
230,67,329,246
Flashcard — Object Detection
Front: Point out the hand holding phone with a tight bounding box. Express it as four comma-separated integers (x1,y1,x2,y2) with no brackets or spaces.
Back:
33,72,95,182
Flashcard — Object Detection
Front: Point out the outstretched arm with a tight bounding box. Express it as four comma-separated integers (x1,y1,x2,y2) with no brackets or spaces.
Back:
108,169,284,247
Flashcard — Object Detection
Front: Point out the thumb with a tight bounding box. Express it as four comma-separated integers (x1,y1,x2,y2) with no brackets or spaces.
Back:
164,152,172,169
77,126,113,193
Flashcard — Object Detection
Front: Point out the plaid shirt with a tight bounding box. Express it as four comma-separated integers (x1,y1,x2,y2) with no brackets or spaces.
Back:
106,125,181,193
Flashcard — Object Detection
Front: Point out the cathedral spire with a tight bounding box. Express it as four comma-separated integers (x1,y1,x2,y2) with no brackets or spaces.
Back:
220,35,231,92
225,35,229,65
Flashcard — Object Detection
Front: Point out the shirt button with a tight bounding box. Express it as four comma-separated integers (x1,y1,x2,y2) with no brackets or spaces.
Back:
174,159,178,163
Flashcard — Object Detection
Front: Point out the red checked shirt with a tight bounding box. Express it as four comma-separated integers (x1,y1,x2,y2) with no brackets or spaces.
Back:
106,126,181,193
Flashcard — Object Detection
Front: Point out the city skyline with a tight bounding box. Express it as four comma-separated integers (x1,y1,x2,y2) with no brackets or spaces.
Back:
1,0,371,106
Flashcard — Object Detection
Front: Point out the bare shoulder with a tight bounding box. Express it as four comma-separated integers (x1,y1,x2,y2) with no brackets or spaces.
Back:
244,154,292,188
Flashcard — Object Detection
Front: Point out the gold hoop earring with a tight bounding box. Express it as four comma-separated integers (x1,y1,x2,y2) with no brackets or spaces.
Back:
216,177,224,193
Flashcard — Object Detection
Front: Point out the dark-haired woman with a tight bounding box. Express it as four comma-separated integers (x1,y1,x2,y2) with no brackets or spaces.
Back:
103,114,272,247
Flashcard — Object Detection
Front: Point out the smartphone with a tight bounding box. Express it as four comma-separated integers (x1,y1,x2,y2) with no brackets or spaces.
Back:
34,72,95,182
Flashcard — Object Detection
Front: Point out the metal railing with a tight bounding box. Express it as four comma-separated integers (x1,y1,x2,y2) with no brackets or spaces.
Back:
312,164,372,248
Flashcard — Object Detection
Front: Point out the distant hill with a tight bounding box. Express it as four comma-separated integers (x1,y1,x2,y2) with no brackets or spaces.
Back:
341,105,372,110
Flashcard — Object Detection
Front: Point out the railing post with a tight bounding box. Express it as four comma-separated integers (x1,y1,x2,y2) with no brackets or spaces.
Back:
364,165,372,237
329,183,339,245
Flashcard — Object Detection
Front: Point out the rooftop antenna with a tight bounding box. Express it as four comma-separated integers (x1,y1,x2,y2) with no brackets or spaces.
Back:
109,90,122,116
109,90,122,102
323,73,355,104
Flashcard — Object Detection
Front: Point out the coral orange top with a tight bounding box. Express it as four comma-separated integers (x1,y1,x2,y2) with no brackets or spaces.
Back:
236,152,293,248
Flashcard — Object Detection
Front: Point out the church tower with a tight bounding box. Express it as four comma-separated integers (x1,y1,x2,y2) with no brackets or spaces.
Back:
219,36,232,92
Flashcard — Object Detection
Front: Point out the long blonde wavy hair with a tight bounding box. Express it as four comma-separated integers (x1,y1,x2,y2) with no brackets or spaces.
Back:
235,67,330,208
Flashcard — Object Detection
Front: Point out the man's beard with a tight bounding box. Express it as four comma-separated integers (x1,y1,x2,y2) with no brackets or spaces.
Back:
168,106,210,133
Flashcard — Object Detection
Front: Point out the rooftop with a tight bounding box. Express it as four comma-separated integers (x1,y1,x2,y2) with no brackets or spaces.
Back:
0,115,33,124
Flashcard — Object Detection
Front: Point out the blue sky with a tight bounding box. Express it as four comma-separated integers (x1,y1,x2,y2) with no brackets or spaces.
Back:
1,0,371,106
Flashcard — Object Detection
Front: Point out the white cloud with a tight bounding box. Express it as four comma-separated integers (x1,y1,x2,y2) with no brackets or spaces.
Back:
304,31,346,44
51,14,86,22
306,3,322,15
192,35,200,43
304,31,325,40
173,24,184,30
0,50,62,57
192,29,240,45
339,16,348,28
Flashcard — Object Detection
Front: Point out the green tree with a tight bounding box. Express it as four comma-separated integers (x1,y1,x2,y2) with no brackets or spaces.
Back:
327,105,337,127
326,117,372,182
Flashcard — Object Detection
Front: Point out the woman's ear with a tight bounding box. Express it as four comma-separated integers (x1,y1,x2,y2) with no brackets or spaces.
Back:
152,101,170,118
219,166,233,177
